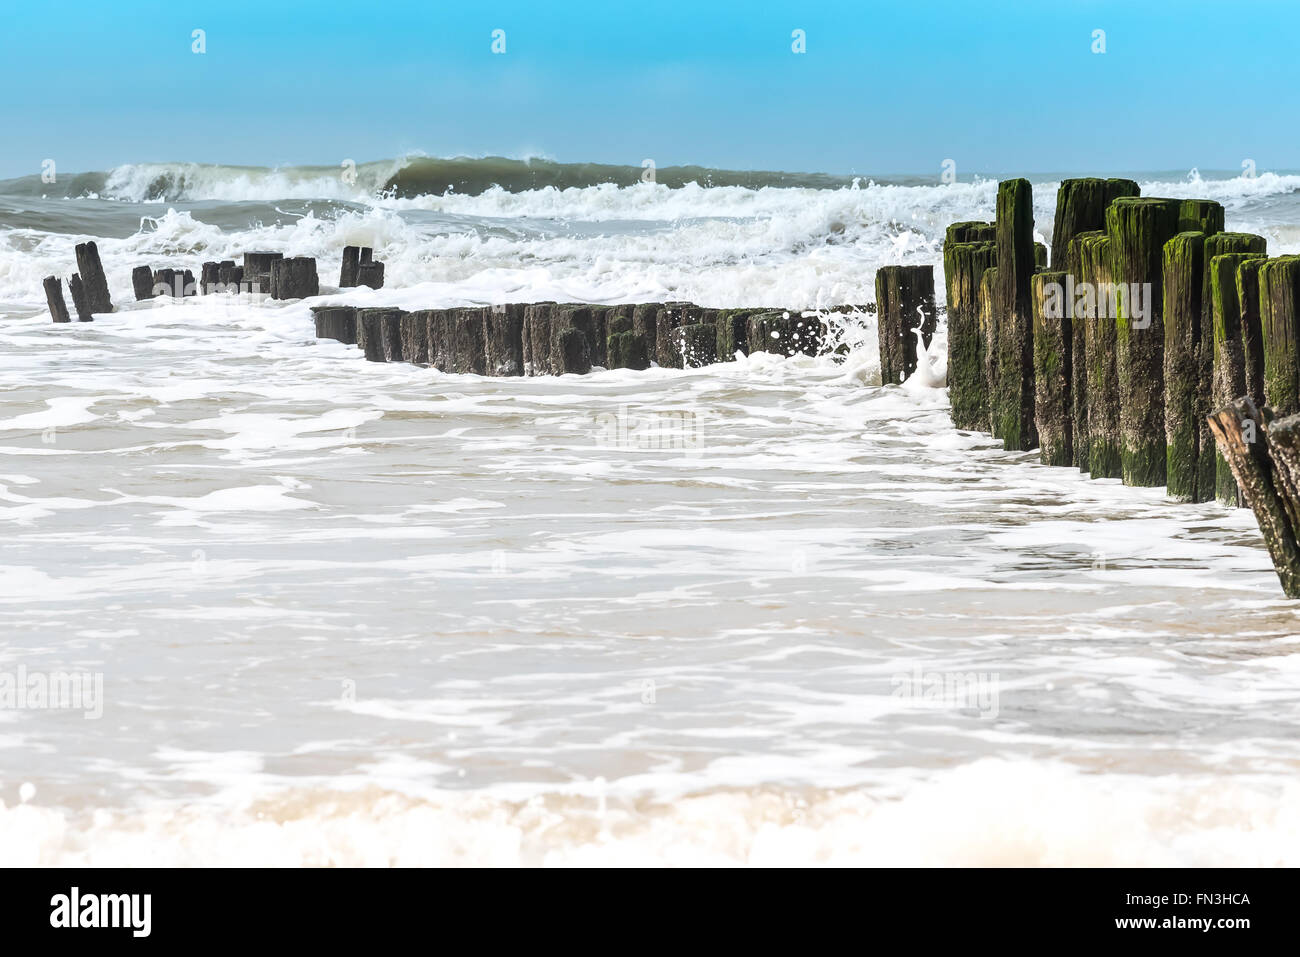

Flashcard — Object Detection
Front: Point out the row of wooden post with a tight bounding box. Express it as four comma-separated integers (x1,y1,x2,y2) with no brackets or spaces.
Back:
312,302,843,374
943,176,1300,596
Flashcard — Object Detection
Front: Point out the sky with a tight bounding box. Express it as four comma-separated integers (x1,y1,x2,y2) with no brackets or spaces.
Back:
1,0,1296,180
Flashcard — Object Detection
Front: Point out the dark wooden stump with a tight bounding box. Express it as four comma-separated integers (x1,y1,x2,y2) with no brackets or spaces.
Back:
677,323,719,368
714,308,753,360
270,257,319,300
74,241,113,314
356,261,384,289
1049,178,1140,269
200,261,220,294
311,306,358,344
1178,199,1225,236
132,265,156,301
43,276,70,323
356,308,403,362
978,267,1000,436
1163,231,1209,502
399,310,429,363
875,265,937,385
68,274,92,321
340,246,361,288
523,303,554,375
632,303,661,361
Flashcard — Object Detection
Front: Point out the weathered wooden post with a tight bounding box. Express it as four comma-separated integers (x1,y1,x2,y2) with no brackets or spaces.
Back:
43,277,70,323
1077,232,1122,478
1237,258,1269,409
218,261,243,290
68,274,92,321
483,304,526,376
356,260,384,289
978,267,1000,437
399,310,429,363
1178,199,1225,235
677,322,719,367
944,241,997,431
1032,271,1072,465
74,241,113,314
523,303,554,375
132,265,155,301
1107,196,1181,486
1163,231,1209,501
200,262,220,294
311,305,358,344
654,303,690,368
875,265,937,385
1209,398,1300,597
1210,252,1269,505
1259,257,1300,417
715,308,752,360
1050,178,1140,269
243,251,282,294
270,257,319,300
356,308,403,362
340,246,361,288
608,310,651,370
994,179,1038,450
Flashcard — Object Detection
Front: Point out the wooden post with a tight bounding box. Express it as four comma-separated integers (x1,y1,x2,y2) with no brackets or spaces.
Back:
1260,257,1300,417
1076,233,1122,478
217,261,242,290
68,274,92,321
399,310,429,363
1210,253,1268,505
677,323,718,367
632,303,660,361
484,303,526,376
43,276,70,323
1050,178,1139,269
608,309,650,370
356,261,384,289
311,306,358,344
270,257,319,300
1066,231,1100,470
200,261,220,294
715,308,753,360
994,179,1038,450
552,305,594,374
243,251,282,295
1237,258,1269,409
1031,271,1072,465
654,303,690,368
945,241,997,431
946,221,996,246
340,246,361,288
523,303,554,375
978,267,1000,437
1208,398,1300,597
1107,196,1181,486
74,241,113,314
1162,231,1209,501
1178,199,1225,235
132,265,155,300
356,308,403,362
875,265,937,385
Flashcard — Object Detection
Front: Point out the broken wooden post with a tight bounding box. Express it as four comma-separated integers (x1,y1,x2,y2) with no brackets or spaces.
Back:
1163,231,1210,502
356,260,384,289
1032,271,1072,465
994,179,1038,450
608,309,651,370
200,261,220,294
217,261,242,290
715,308,753,360
1107,196,1181,486
1259,257,1300,417
677,323,719,368
654,303,690,368
270,256,319,300
1208,398,1300,597
340,246,361,288
946,221,996,245
43,277,70,323
551,305,594,374
522,303,554,375
945,241,997,431
875,265,937,385
1050,178,1140,269
68,274,92,321
132,265,155,301
74,241,113,314
1210,252,1269,505
356,308,403,362
483,304,526,376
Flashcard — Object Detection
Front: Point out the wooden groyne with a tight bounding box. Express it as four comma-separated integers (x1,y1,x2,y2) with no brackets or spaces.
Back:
941,176,1300,597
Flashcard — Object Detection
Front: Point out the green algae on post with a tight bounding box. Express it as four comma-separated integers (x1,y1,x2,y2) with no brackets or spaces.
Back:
1049,178,1139,270
875,265,937,385
1260,256,1300,417
1107,196,1181,486
944,241,997,431
1162,231,1208,502
1078,233,1122,479
1032,270,1072,466
994,179,1038,451
1210,253,1268,505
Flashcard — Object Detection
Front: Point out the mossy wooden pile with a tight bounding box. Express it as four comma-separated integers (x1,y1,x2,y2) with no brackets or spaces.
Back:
875,265,937,385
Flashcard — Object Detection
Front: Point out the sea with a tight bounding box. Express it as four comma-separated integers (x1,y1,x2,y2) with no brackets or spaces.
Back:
1,156,1299,865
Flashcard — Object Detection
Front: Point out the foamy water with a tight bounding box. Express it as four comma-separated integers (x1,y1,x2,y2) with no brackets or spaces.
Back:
2,161,1300,865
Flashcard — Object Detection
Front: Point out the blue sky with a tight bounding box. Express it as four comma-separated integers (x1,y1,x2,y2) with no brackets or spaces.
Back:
1,0,1296,179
